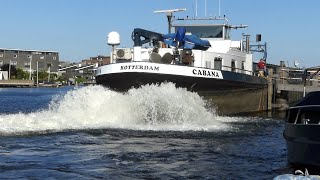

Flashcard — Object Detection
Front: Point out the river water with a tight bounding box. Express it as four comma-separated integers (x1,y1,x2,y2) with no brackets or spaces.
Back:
0,83,292,179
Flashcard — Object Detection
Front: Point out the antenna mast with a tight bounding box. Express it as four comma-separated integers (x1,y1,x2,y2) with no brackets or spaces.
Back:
219,0,221,17
205,0,207,17
196,0,198,17
154,8,186,34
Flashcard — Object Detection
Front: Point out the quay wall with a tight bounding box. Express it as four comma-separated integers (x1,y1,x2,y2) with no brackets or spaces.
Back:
272,66,319,111
0,80,34,87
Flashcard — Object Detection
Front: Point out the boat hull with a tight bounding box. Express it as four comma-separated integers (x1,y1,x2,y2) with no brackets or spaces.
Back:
96,62,267,91
284,123,320,167
96,62,268,114
96,71,266,91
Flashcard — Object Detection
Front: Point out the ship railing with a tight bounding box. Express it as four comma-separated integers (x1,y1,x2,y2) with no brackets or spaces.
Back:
278,68,320,84
221,65,255,75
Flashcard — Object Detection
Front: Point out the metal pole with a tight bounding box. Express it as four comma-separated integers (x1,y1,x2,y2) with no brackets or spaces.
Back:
303,69,307,97
37,61,39,87
219,0,221,17
205,0,207,17
166,13,172,34
9,60,11,80
29,56,32,80
246,35,250,53
112,45,115,63
195,0,198,17
48,66,50,82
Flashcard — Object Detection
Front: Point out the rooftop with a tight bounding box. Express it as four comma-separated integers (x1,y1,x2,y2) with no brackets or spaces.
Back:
0,48,58,53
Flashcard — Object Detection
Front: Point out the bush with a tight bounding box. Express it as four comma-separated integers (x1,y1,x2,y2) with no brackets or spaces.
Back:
16,68,30,79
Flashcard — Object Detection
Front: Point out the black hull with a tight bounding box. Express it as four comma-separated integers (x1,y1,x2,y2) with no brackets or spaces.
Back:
284,123,320,167
95,64,269,115
96,71,267,92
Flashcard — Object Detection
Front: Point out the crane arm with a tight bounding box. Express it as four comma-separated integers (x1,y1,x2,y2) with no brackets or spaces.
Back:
132,28,164,47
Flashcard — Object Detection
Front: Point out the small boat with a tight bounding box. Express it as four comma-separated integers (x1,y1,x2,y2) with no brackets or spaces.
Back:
284,91,320,168
96,9,268,114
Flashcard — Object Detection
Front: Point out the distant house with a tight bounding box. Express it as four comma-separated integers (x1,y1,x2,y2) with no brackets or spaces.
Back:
81,55,110,66
58,55,110,83
0,48,60,72
79,55,110,81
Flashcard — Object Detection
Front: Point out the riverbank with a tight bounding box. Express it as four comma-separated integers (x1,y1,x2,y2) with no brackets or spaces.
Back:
0,80,33,87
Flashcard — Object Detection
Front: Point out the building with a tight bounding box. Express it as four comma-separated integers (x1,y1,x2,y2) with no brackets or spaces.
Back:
58,55,110,84
81,55,110,66
79,55,110,81
0,48,60,72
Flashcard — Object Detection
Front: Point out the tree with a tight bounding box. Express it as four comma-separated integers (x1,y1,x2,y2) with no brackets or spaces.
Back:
49,73,57,81
33,71,59,82
16,68,30,79
32,70,48,83
75,76,86,84
56,75,67,84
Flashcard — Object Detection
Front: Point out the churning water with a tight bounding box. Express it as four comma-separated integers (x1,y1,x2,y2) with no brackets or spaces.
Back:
0,83,291,179
0,83,239,134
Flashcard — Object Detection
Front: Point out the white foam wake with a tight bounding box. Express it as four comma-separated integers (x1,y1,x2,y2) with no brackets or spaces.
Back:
0,83,235,134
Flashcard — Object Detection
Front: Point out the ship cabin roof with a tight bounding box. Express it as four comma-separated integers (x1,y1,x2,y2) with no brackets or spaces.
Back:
172,17,247,41
172,24,230,40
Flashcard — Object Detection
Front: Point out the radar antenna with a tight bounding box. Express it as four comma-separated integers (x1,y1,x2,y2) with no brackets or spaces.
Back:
154,8,186,34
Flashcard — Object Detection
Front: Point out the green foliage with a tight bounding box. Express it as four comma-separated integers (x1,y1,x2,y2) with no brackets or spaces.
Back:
75,76,86,83
33,71,60,83
33,70,49,82
57,75,67,83
16,68,30,79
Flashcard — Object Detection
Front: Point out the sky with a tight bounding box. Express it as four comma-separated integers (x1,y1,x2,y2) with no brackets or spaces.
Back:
1,0,320,67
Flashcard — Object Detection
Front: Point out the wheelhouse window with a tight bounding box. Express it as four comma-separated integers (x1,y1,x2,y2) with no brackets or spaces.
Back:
225,27,231,40
241,61,245,74
231,60,236,72
214,57,222,70
174,25,224,39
